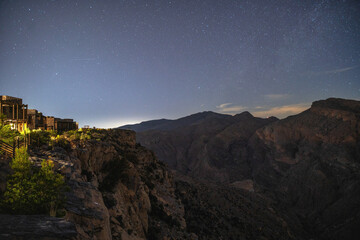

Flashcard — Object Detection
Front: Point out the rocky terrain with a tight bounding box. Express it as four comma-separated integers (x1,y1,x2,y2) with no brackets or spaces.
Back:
122,98,360,239
0,127,300,240
0,129,194,240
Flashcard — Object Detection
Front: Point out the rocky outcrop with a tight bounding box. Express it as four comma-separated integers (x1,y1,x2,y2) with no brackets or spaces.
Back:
1,129,193,240
248,98,360,240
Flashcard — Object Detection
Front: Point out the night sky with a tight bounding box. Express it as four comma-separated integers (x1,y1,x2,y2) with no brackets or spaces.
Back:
1,0,359,128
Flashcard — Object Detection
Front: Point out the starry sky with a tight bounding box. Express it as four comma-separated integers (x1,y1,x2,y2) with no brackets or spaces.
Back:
1,0,359,128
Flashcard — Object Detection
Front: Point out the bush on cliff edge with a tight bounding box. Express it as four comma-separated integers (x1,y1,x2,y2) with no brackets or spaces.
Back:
0,147,66,216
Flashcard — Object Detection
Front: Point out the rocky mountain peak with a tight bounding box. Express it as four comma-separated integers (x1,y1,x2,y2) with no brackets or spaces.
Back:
309,97,360,123
311,97,360,113
234,111,254,119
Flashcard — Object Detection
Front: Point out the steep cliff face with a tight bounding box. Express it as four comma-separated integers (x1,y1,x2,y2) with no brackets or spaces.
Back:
67,129,194,239
248,98,360,240
0,129,193,240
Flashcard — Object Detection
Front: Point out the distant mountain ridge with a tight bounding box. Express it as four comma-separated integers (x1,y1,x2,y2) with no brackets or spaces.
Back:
120,110,278,181
120,111,234,132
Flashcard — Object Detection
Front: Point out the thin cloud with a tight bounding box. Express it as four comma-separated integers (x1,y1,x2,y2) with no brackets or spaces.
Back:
252,103,310,119
217,103,232,108
264,94,289,100
307,66,358,76
216,103,246,114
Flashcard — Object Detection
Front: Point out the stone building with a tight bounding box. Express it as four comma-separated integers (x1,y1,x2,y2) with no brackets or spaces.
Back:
27,110,78,131
45,116,77,131
0,95,28,131
27,109,46,130
1,95,78,132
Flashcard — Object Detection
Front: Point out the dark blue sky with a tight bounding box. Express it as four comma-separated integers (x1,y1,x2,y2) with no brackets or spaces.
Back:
1,0,359,128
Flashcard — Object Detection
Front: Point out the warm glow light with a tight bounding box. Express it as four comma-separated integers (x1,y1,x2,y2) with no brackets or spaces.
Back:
83,118,145,129
252,103,310,119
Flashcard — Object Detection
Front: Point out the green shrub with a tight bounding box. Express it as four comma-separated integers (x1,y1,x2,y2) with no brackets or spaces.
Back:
65,130,80,141
63,129,91,142
53,135,70,150
90,131,105,141
30,130,51,147
1,147,67,216
80,132,91,142
48,130,58,137
0,123,18,145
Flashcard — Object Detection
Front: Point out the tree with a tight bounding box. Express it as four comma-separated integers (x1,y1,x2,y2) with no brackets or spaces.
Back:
0,123,18,145
32,160,67,216
1,147,67,216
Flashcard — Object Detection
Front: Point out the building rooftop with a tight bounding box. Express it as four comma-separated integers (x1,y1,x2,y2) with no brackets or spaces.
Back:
1,95,22,101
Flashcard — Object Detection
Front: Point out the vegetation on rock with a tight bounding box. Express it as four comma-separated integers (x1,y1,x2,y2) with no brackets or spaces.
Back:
1,147,66,216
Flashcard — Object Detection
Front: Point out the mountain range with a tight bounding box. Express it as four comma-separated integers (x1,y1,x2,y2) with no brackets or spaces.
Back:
122,111,279,183
120,97,360,240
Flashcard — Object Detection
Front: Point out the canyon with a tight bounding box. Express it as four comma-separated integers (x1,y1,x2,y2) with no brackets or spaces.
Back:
0,97,359,239
122,98,360,240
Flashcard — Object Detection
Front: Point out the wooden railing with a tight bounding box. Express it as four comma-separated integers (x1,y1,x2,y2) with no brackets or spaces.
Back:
0,138,28,158
0,140,15,158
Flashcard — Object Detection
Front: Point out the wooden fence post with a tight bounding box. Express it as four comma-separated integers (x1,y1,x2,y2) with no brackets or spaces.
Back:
12,141,15,158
